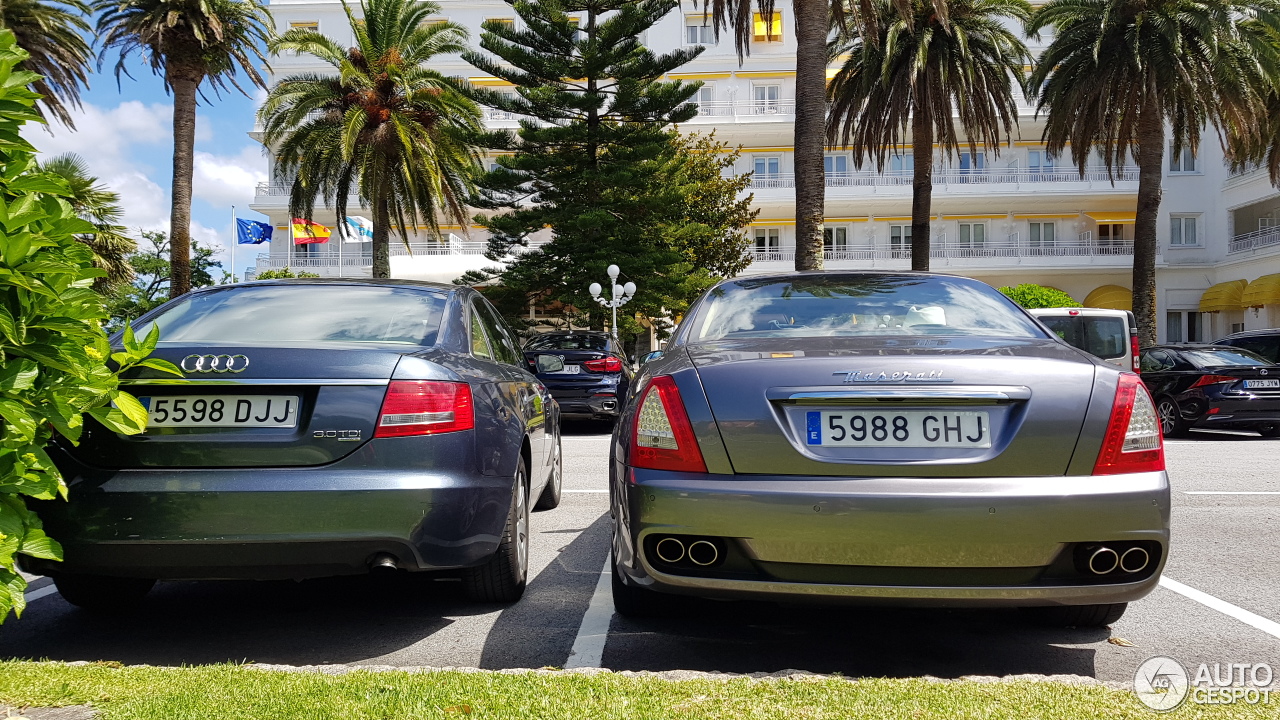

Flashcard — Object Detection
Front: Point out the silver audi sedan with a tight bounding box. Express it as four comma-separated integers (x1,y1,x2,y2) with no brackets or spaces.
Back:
609,272,1168,627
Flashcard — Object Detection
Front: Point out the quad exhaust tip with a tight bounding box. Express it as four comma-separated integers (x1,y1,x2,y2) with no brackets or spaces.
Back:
1120,546,1150,574
687,540,720,566
655,537,686,563
1087,547,1120,575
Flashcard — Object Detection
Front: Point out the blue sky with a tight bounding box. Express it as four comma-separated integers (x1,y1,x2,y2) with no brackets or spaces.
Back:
32,50,271,281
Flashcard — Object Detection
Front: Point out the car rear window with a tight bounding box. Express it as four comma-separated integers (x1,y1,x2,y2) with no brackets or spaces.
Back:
137,285,448,346
1181,348,1272,367
526,334,609,351
687,275,1047,341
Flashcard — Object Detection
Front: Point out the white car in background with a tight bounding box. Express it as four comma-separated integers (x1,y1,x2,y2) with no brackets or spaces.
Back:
1030,308,1140,372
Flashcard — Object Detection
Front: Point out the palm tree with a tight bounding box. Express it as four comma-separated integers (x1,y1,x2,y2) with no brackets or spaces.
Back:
1029,0,1279,347
827,0,1030,271
258,0,484,279
698,0,948,271
4,0,93,128
39,152,137,290
94,0,272,298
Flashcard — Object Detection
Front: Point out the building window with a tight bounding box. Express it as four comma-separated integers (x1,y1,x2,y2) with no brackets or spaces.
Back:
957,152,986,173
696,84,715,108
752,84,781,113
752,11,782,42
1169,144,1197,173
1029,221,1056,246
686,18,714,45
754,228,780,253
890,225,911,257
753,156,781,177
1098,223,1125,245
889,154,913,174
1170,215,1199,246
823,227,848,252
1028,150,1055,176
1232,322,1246,334
958,222,986,248
824,154,848,176
1166,311,1200,343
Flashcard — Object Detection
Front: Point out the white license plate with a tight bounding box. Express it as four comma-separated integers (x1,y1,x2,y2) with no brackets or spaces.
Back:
549,365,580,374
806,410,991,448
140,395,300,428
1245,379,1280,389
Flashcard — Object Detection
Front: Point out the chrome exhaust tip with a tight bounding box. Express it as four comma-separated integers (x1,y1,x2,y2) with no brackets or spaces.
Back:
655,537,686,564
369,553,399,571
687,540,720,566
1120,546,1150,574
1088,547,1120,575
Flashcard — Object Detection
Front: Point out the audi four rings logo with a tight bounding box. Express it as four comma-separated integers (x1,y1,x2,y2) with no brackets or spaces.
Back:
180,354,250,373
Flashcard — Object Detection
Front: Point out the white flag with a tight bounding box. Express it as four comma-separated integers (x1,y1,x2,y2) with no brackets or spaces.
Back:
344,216,373,243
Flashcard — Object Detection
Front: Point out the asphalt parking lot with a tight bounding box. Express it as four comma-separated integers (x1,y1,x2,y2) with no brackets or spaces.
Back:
3,421,1278,683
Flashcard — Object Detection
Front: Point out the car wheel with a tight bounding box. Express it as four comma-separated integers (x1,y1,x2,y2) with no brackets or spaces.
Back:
534,436,562,511
52,574,156,613
1021,603,1128,628
463,458,529,603
610,549,680,618
1258,423,1280,438
1156,397,1189,438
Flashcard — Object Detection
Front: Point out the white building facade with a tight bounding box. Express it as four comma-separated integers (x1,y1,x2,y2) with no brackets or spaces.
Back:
248,0,1280,343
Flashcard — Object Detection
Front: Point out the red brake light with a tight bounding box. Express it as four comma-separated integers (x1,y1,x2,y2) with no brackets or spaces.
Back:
583,357,623,373
1130,335,1141,373
1093,374,1164,475
1189,374,1236,389
375,380,474,437
630,375,707,473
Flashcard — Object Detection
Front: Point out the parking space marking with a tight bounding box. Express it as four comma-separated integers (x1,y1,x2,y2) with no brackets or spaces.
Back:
564,557,613,669
1183,491,1280,495
23,584,58,605
1160,577,1280,640
564,489,608,493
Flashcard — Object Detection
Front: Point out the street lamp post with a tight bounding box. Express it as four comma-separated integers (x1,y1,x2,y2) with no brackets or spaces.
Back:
589,264,636,341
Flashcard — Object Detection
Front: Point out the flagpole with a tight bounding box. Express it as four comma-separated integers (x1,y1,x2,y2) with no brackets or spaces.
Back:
338,216,344,278
230,205,237,284
289,218,294,270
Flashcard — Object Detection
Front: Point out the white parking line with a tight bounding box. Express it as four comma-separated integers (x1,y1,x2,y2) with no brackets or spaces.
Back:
1160,577,1280,640
1177,486,1280,491
23,584,58,604
564,489,608,494
564,557,613,669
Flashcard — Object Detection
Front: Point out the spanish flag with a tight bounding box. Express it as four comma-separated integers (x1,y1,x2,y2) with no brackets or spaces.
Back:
291,218,331,244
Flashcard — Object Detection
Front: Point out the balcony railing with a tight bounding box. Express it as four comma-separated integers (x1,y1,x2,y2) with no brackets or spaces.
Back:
749,238,1134,263
692,100,797,119
749,166,1139,190
1228,227,1280,254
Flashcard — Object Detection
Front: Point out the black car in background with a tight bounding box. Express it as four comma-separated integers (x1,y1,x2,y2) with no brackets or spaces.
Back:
523,331,633,421
1139,344,1280,437
1214,328,1280,363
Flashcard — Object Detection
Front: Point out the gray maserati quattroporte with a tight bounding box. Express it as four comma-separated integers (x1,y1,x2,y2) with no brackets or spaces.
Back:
25,279,561,610
610,272,1168,627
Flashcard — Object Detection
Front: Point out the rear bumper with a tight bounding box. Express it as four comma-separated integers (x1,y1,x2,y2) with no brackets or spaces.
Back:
614,468,1170,607
26,441,514,580
1192,393,1280,428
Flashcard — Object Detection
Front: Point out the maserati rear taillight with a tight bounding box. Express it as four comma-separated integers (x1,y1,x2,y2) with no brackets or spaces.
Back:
375,381,474,437
583,357,623,373
1093,374,1164,475
631,376,706,473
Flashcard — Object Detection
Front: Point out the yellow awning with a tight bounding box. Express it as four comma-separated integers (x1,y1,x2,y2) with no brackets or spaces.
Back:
1199,279,1248,313
1085,212,1136,223
753,11,782,39
1084,285,1133,311
1242,274,1280,308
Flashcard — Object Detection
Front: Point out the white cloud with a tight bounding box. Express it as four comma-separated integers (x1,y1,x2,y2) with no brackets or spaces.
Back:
192,145,268,209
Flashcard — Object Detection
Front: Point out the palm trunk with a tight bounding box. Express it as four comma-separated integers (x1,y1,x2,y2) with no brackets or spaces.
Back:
910,97,933,272
792,0,826,271
1133,94,1164,348
372,197,391,279
167,71,199,298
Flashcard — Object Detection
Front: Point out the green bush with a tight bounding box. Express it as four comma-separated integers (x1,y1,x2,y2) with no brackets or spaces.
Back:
998,283,1083,309
0,30,178,622
254,268,321,279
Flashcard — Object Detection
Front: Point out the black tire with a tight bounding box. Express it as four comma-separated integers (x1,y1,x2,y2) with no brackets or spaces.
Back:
611,550,679,618
463,458,530,603
534,436,562,511
52,574,156,613
1021,603,1128,628
1155,396,1190,438
1258,423,1280,438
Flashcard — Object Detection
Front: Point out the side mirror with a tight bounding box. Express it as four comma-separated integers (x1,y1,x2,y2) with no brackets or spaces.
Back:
535,354,565,373
640,350,664,364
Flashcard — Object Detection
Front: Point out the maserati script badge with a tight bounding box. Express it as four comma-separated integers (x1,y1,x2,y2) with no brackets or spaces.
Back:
833,370,952,384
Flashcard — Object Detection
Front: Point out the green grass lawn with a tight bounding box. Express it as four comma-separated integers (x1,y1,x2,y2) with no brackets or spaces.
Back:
0,661,1268,720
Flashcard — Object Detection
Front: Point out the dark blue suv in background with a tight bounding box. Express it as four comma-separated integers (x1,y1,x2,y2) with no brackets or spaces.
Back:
523,331,633,422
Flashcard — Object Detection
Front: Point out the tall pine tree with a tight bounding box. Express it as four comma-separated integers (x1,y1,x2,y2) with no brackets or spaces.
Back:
462,0,753,337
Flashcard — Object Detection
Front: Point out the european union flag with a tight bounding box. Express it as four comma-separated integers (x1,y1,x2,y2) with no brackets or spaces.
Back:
236,218,273,244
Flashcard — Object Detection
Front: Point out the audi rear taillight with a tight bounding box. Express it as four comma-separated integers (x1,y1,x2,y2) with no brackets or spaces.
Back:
583,357,623,373
631,376,706,473
375,381,474,438
1131,336,1141,373
1189,374,1236,389
1093,374,1164,475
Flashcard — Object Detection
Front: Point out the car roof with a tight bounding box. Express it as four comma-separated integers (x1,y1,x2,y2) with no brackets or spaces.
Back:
203,278,463,293
1219,328,1280,339
1145,343,1232,351
534,330,610,337
1027,307,1130,316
